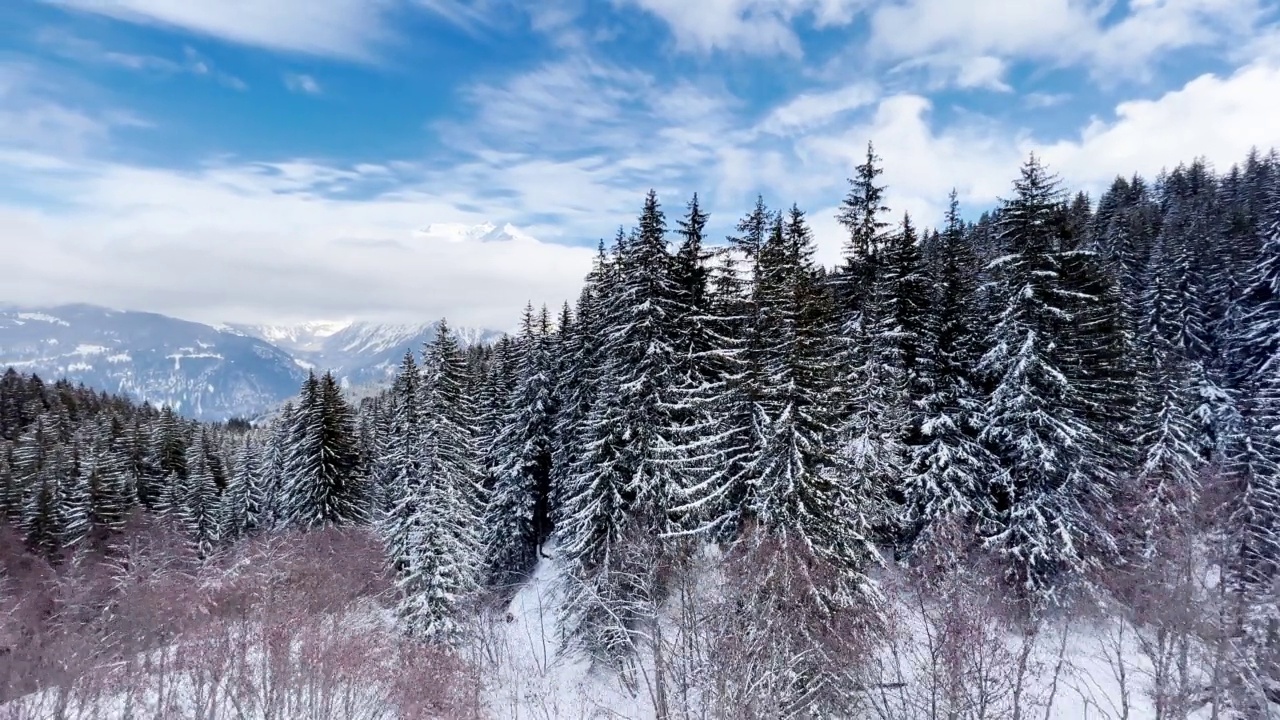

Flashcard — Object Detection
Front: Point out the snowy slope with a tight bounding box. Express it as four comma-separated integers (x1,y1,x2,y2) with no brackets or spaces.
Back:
3,542,1265,719
415,221,539,245
1,303,502,420
224,320,351,353
235,320,503,387
484,554,1262,720
0,304,307,421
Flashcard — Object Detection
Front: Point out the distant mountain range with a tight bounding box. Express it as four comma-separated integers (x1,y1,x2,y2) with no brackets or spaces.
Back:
228,320,502,387
0,304,502,421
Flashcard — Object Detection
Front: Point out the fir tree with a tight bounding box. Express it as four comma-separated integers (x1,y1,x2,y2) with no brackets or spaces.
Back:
484,304,557,591
85,415,131,536
836,141,891,278
396,320,483,643
752,205,878,591
58,444,90,550
905,191,995,549
1128,228,1202,555
383,350,426,582
181,432,221,556
222,434,267,540
675,199,775,537
978,155,1114,604
878,211,934,424
558,191,686,663
0,443,15,523
282,372,368,529
1221,178,1280,670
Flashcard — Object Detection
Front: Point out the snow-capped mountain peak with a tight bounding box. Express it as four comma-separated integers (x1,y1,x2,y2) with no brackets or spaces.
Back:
1,304,307,421
226,320,352,353
2,304,503,420
414,221,534,244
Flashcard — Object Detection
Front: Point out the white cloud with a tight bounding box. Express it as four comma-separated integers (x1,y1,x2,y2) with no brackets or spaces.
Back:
284,73,323,95
0,61,148,155
45,0,515,61
757,82,879,135
955,56,1010,91
438,57,741,218
0,156,596,327
48,0,392,60
1037,57,1280,186
37,30,249,89
623,0,1269,89
6,16,1280,328
1025,91,1071,108
792,54,1280,262
413,0,503,33
616,0,867,55
865,0,1267,80
36,27,181,72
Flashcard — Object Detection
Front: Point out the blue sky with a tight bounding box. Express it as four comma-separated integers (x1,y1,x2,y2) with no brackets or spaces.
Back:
1,0,1278,327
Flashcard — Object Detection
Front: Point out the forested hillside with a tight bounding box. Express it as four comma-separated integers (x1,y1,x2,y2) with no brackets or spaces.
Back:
3,147,1279,718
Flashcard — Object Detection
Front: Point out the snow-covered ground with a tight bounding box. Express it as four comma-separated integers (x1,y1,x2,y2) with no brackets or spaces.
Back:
482,554,1268,720
6,551,1270,719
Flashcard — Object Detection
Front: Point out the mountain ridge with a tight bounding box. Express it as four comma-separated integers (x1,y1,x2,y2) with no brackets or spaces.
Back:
0,303,502,421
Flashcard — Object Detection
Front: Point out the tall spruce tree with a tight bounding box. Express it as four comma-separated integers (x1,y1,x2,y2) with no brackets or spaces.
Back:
222,434,267,541
904,191,995,549
836,141,891,303
752,205,878,592
1130,229,1201,554
1221,179,1280,697
396,320,483,643
180,432,221,556
557,191,686,663
978,155,1114,603
484,304,558,591
282,372,367,529
383,350,427,582
58,443,90,550
681,198,775,535
878,211,934,425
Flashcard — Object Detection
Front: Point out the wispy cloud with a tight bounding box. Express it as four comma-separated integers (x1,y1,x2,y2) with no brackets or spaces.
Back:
864,0,1269,82
36,30,248,89
181,46,249,90
45,0,512,61
615,0,865,55
0,60,148,155
622,0,1272,90
1024,91,1071,108
284,72,322,95
46,0,390,60
757,82,880,135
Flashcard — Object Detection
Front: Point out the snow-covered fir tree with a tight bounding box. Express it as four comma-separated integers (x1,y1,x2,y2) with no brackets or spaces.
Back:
835,175,906,544
977,155,1115,604
672,197,771,537
85,415,131,536
557,191,687,663
58,444,90,550
1130,228,1202,554
904,191,995,550
1217,176,1280,708
180,431,222,556
382,350,426,582
222,433,267,541
395,320,483,643
751,205,879,596
281,372,368,529
484,304,557,591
